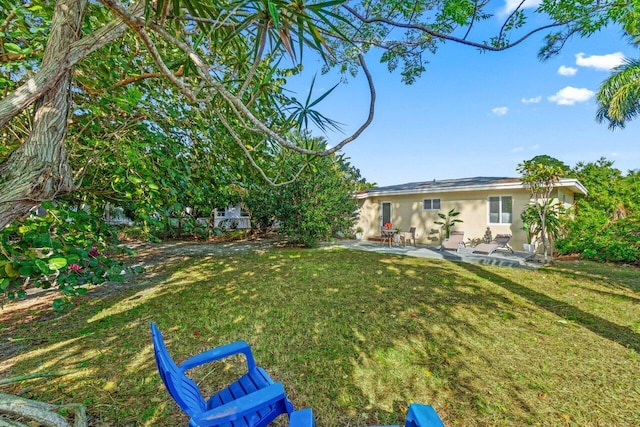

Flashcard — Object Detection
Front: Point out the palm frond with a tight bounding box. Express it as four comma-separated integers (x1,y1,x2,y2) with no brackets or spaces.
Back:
596,57,640,130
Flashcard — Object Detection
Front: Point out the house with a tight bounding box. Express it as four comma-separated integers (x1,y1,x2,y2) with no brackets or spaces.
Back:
354,177,587,250
212,204,251,230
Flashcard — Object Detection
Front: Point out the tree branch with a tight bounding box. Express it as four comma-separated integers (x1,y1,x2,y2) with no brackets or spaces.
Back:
99,0,197,102
0,1,145,129
341,4,590,53
141,14,377,157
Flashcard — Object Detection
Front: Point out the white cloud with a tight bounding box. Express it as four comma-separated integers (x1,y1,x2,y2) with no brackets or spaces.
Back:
492,106,509,116
512,146,524,153
558,65,578,76
548,86,595,105
575,52,625,71
499,0,541,16
521,96,542,104
531,144,540,150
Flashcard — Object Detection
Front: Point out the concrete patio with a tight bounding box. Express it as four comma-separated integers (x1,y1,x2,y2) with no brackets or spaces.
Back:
330,239,540,269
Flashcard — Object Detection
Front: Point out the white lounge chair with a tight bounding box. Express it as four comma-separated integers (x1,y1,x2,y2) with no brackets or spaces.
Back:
440,230,465,251
472,234,514,255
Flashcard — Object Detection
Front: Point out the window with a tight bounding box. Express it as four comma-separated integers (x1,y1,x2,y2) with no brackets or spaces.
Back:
423,198,441,211
488,196,512,224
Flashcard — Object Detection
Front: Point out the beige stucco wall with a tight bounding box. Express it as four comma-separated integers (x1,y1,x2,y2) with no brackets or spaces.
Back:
556,188,575,209
356,188,541,250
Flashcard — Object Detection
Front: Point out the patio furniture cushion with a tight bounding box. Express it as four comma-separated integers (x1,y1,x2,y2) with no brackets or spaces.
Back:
440,231,465,251
472,234,514,255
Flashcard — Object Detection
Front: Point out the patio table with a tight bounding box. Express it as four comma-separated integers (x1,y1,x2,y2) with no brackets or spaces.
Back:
381,228,396,248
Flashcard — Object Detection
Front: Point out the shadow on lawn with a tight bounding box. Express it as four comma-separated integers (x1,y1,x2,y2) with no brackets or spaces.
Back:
0,248,521,426
3,246,638,426
458,262,640,354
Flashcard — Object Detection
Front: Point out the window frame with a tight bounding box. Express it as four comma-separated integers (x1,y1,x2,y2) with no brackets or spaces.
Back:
422,198,441,211
487,195,513,225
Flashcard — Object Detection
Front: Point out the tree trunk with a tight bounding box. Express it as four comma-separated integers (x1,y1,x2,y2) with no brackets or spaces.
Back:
0,0,87,228
0,2,139,129
0,392,87,427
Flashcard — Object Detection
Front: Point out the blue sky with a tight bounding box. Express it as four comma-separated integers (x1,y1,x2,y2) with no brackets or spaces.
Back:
286,2,640,187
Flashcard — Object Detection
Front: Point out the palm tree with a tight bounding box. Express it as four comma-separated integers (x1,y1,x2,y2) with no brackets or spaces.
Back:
596,58,640,130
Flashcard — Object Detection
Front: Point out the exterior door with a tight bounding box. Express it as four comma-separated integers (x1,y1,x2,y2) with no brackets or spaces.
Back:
381,202,391,228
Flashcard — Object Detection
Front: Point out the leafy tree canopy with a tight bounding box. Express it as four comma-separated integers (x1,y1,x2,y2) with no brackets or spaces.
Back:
2,0,639,228
245,132,367,247
557,158,640,263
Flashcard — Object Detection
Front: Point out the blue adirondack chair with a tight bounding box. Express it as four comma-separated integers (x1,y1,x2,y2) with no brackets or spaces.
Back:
404,404,445,427
150,322,310,427
151,323,442,427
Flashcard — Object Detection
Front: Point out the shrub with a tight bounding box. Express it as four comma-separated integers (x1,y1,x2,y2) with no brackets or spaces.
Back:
556,215,640,264
0,202,133,310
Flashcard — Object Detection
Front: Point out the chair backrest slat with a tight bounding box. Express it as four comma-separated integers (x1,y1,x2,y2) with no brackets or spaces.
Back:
493,234,511,245
151,323,207,416
449,231,464,242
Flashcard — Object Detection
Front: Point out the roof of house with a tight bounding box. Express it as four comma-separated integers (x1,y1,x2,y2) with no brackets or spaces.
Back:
356,176,587,199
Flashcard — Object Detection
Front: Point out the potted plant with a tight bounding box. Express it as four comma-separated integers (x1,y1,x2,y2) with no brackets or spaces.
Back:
355,226,363,240
434,208,463,239
393,226,402,244
522,226,535,253
520,205,538,254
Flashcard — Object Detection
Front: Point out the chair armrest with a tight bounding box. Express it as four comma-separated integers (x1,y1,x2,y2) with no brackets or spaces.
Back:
193,382,287,426
180,340,257,372
289,408,315,427
405,404,444,427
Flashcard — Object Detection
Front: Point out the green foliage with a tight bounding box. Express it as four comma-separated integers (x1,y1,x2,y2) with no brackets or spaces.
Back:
596,58,640,130
0,202,132,310
286,75,344,134
521,199,564,243
517,156,568,260
557,216,640,264
0,0,52,91
245,134,367,247
434,207,462,239
61,76,255,241
538,0,640,60
556,158,640,264
520,206,537,245
517,156,567,193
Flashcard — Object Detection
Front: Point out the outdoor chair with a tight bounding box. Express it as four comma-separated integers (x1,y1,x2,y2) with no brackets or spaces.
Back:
150,322,311,427
400,227,417,246
440,230,465,251
472,233,514,255
381,227,395,248
404,404,445,427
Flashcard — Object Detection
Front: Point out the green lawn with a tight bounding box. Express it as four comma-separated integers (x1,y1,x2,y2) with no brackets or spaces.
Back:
1,245,639,426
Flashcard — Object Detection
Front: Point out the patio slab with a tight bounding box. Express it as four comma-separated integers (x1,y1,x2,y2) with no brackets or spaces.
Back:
330,240,540,269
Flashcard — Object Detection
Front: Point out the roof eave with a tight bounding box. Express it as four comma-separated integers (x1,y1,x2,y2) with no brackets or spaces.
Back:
356,178,587,199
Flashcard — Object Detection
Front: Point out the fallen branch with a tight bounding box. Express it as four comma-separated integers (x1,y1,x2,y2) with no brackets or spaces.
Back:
0,370,78,386
0,393,87,427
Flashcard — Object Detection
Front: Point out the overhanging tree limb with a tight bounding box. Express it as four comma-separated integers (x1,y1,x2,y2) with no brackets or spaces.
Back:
0,1,144,129
102,0,377,158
